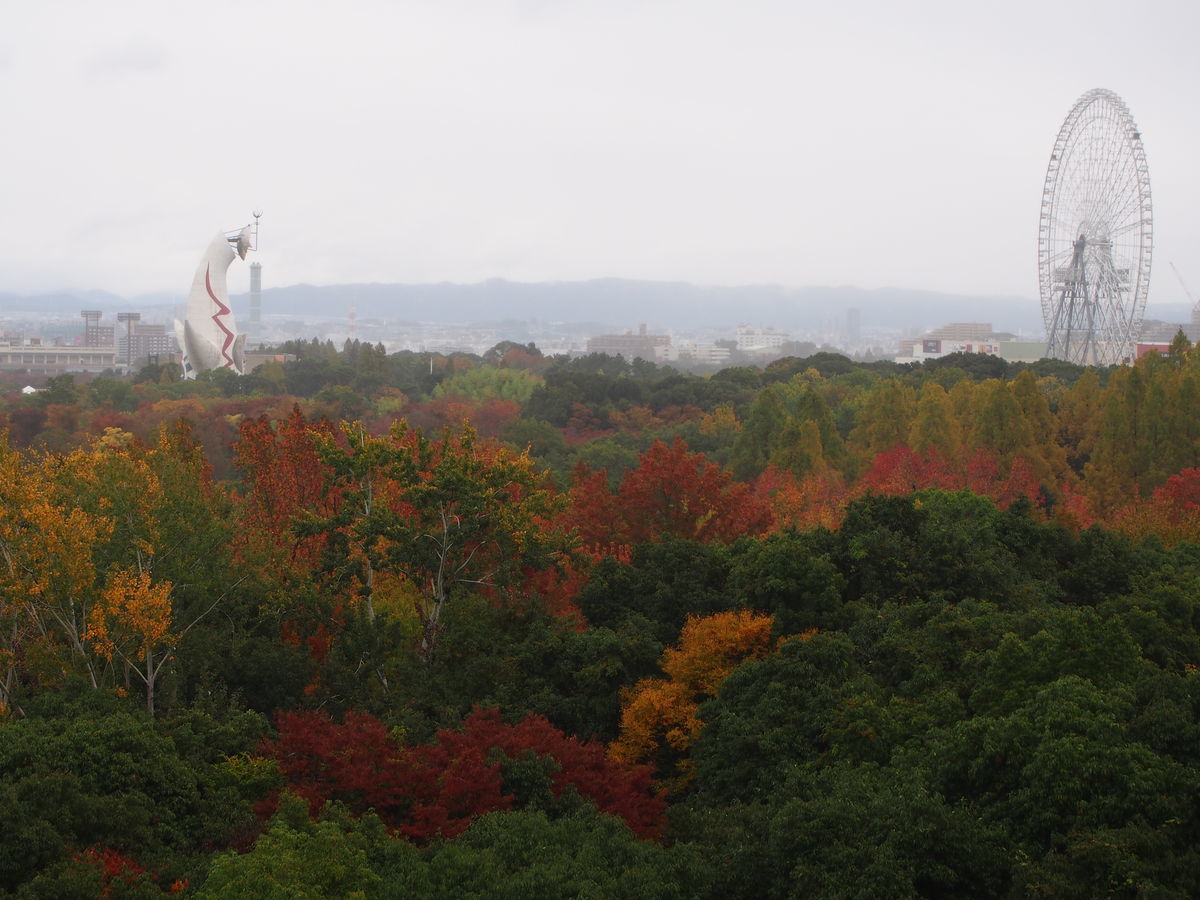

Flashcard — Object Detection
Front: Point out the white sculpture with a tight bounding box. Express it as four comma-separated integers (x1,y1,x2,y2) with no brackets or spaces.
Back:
174,226,251,378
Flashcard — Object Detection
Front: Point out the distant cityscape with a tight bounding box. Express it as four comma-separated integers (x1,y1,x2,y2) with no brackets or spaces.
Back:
2,282,1198,383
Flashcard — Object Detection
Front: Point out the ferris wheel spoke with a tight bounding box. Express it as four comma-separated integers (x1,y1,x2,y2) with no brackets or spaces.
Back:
1094,165,1142,228
1108,217,1146,241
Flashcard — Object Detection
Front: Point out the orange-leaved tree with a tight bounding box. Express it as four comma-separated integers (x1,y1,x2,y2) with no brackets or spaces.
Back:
609,610,777,792
85,567,174,716
752,465,848,532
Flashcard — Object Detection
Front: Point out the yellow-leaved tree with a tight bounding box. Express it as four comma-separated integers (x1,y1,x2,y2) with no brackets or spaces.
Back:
0,434,112,710
85,568,174,716
1,426,235,716
64,426,234,716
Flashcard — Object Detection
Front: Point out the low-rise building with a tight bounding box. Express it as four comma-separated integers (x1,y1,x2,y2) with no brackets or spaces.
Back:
0,339,118,375
586,324,671,361
735,324,789,354
661,343,732,366
896,323,1041,363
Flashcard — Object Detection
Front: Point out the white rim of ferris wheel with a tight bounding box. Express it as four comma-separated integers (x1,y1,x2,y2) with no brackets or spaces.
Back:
1037,88,1153,365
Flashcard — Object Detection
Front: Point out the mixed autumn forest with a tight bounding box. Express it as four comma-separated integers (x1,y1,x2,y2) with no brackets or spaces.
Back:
2,336,1200,897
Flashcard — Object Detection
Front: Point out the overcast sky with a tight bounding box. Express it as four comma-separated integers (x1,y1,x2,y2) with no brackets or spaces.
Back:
3,0,1198,312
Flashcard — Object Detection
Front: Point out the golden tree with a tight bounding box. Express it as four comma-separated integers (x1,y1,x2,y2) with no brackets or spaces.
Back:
0,435,111,708
85,567,174,715
610,610,776,792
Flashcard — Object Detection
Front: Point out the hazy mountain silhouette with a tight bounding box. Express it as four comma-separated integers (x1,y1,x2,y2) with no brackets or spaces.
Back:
2,279,1058,333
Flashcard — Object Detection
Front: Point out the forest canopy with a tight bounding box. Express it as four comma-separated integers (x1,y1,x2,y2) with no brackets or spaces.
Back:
0,341,1198,896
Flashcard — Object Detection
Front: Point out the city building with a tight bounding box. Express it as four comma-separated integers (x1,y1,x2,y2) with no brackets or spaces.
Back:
895,323,1041,363
119,321,174,368
0,307,180,377
586,324,671,361
80,310,115,348
660,342,732,366
735,324,790,355
244,350,297,371
1138,319,1200,344
0,337,117,375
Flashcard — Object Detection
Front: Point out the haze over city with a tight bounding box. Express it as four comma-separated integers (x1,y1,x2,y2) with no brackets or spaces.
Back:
3,0,1199,323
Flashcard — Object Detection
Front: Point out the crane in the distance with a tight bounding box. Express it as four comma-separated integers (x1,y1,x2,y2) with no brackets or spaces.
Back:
1169,261,1200,330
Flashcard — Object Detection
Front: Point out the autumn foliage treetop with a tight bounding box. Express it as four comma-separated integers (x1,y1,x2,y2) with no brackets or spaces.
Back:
609,610,778,791
563,438,773,548
299,419,572,658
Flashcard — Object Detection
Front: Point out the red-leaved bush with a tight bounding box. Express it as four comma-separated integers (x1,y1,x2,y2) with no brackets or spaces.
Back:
260,707,664,842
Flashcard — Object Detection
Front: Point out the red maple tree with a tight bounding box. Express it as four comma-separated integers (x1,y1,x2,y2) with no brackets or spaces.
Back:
234,405,339,566
562,439,773,546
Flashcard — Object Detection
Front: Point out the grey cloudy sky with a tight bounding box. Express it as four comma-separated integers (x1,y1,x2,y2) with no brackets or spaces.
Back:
3,0,1199,310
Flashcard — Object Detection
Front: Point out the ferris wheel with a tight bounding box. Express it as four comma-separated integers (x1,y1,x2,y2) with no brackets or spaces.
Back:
1038,88,1153,366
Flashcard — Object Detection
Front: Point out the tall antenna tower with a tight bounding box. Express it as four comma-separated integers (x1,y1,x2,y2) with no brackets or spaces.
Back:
249,261,262,329
248,210,263,336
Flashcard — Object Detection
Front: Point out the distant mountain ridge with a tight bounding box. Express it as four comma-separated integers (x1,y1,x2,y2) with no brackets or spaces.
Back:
2,279,1055,333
